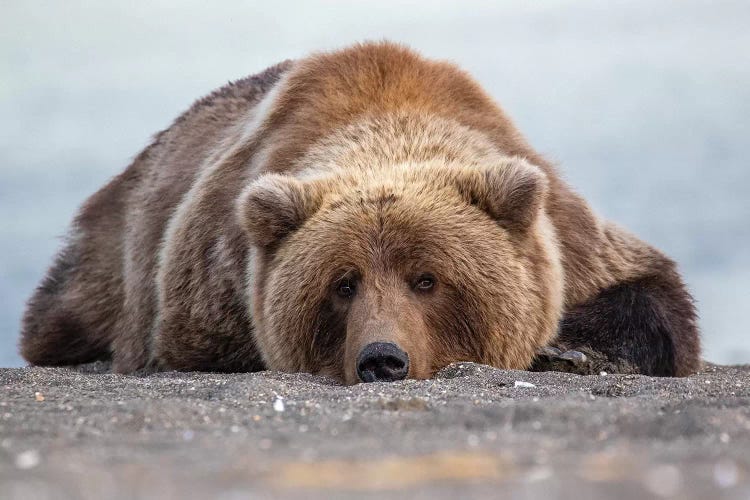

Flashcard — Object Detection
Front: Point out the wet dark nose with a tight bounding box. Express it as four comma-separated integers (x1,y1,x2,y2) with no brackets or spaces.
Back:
356,342,410,383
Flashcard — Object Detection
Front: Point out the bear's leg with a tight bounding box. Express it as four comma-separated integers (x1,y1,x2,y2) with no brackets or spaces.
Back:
109,226,161,373
20,243,115,366
21,171,134,368
110,292,156,373
532,271,700,377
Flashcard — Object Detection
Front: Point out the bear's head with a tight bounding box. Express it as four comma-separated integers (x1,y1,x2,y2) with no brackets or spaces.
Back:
237,157,563,384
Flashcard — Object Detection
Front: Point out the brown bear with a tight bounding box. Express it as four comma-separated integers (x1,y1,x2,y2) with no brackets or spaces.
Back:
20,42,700,383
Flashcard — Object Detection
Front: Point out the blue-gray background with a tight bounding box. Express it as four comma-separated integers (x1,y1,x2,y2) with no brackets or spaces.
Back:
1,1,748,367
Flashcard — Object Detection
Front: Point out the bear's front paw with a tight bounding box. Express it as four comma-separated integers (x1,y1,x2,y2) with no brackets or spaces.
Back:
530,346,595,375
530,346,641,375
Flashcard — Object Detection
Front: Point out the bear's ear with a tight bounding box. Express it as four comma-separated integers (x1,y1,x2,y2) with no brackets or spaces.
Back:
454,157,549,233
237,174,321,247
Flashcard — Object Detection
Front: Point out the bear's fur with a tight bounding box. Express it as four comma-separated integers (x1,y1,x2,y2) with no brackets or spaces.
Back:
20,42,701,381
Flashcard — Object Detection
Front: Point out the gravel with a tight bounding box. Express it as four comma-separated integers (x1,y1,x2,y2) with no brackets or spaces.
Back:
1,362,749,499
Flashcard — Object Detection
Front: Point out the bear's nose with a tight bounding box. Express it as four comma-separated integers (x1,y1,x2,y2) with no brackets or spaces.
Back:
356,342,410,383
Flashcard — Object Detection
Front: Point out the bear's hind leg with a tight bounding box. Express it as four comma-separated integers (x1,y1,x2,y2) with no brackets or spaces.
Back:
535,268,701,377
20,244,114,366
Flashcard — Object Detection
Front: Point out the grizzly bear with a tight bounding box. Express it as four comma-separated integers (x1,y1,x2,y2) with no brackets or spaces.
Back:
20,42,700,383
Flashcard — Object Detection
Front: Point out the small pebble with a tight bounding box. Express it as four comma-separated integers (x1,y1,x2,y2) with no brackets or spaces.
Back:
599,371,608,376
15,450,40,470
273,397,285,412
714,459,739,488
259,438,272,450
514,381,536,388
643,464,681,497
525,465,553,483
34,392,44,402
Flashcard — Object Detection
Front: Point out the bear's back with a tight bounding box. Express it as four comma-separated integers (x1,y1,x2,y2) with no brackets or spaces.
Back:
20,61,292,371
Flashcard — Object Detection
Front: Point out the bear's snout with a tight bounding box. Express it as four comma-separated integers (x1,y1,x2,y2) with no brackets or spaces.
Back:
356,342,409,383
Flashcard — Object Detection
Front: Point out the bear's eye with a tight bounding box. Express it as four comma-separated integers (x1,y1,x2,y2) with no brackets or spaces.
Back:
336,277,357,299
413,273,435,292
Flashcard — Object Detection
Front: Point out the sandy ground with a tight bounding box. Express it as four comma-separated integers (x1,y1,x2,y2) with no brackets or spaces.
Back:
1,362,749,499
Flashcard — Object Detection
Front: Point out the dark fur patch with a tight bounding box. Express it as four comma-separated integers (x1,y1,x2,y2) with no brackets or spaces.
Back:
21,245,112,365
22,313,111,366
311,299,347,377
556,273,700,376
423,284,484,370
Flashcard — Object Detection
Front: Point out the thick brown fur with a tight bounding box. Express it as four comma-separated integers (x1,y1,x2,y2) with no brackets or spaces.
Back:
20,42,701,380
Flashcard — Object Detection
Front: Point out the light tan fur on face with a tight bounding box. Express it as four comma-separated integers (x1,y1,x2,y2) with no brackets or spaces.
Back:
240,147,563,382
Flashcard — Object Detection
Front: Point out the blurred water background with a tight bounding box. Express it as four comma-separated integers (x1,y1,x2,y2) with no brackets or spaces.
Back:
1,1,748,367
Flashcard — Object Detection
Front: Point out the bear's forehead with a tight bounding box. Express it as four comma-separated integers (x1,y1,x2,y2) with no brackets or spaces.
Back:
320,176,464,213
300,189,504,266
320,188,473,231
325,190,401,211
